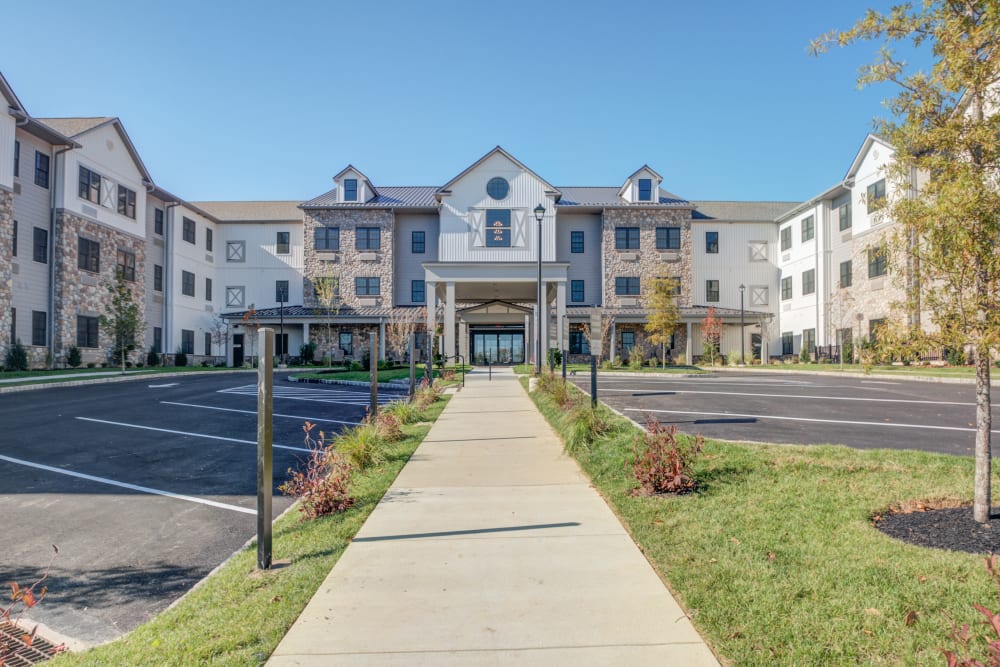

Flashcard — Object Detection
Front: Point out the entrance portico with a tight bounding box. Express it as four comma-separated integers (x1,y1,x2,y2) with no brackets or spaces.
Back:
423,262,568,365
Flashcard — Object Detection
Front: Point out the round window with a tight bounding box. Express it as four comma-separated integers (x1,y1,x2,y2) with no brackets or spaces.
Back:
486,177,510,200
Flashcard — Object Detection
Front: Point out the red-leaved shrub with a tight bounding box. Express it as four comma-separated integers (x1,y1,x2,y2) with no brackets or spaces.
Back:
279,422,355,519
629,417,703,496
944,555,1000,666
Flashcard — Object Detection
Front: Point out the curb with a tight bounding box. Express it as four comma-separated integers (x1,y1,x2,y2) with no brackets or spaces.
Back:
713,365,998,386
0,368,286,394
287,375,410,392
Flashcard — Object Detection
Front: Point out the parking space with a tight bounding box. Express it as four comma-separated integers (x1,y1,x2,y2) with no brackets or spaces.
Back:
571,372,993,456
0,372,406,646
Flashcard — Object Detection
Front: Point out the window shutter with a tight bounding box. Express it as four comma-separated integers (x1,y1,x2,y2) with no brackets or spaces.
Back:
470,209,485,246
512,209,526,247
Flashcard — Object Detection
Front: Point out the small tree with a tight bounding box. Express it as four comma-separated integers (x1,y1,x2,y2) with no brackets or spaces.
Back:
386,307,425,363
701,306,722,366
209,315,227,365
66,346,82,369
644,277,680,367
241,304,258,368
100,270,144,375
313,276,342,367
599,311,617,364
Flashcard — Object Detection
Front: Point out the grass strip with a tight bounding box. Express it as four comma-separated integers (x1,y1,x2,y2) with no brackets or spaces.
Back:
524,377,997,666
52,396,450,667
512,363,705,375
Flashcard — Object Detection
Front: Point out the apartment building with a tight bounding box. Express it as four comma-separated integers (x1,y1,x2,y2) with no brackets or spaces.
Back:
0,69,914,369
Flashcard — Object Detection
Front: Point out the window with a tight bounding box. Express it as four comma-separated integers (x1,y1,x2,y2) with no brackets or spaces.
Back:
569,328,590,355
615,227,640,250
485,210,511,247
780,226,792,251
839,203,852,231
117,249,136,281
339,332,353,356
802,328,816,354
181,270,195,297
180,329,194,355
206,228,213,252
226,286,245,307
153,327,162,354
638,178,653,202
34,152,49,188
486,177,509,200
78,237,100,273
868,246,888,277
571,280,585,303
656,227,681,250
802,269,815,295
31,311,46,347
355,277,380,296
154,264,163,292
117,185,136,219
615,277,640,296
32,228,47,264
666,276,682,296
315,227,339,251
343,178,358,201
801,215,814,242
620,330,635,351
781,276,792,300
706,279,720,302
276,231,290,254
869,318,886,342
226,240,245,262
79,166,101,203
12,220,16,257
571,230,584,253
205,332,212,356
13,141,18,177
77,316,99,348
276,280,289,302
154,208,164,235
412,230,425,254
867,179,886,212
205,277,213,301
410,279,426,303
705,231,719,253
839,260,853,288
781,332,793,356
182,217,196,244
356,227,380,250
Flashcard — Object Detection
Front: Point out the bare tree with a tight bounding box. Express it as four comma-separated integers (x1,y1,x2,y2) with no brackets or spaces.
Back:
386,307,425,363
241,304,258,368
313,276,342,367
209,314,228,365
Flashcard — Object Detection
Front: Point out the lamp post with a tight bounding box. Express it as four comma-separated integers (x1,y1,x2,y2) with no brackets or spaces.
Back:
534,203,546,374
739,284,746,366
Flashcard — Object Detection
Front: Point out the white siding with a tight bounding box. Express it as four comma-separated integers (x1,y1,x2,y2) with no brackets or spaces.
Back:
0,113,14,190
169,206,219,355
216,221,303,313
556,212,602,306
776,204,822,356
394,213,438,305
691,220,778,313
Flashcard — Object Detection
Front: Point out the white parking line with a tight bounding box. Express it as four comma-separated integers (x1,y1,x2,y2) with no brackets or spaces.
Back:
598,387,981,407
75,417,312,453
218,384,402,407
160,401,360,425
624,407,1000,434
0,453,255,515
595,378,816,387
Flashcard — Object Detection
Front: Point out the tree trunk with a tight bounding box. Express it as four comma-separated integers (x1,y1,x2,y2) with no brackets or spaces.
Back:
974,343,992,523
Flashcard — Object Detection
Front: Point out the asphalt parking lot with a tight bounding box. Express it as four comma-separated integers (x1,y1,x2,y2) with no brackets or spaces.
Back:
0,372,404,646
571,371,994,456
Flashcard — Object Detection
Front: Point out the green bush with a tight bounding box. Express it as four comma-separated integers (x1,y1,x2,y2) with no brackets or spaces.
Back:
600,359,614,370
175,350,188,367
377,359,394,371
349,360,364,372
946,348,966,366
335,422,386,469
67,346,82,368
629,355,644,371
799,347,811,364
146,348,160,367
4,340,28,371
299,342,317,364
383,400,422,424
566,404,607,455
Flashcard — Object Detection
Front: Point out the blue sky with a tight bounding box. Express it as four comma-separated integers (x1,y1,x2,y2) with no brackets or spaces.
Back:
2,0,926,203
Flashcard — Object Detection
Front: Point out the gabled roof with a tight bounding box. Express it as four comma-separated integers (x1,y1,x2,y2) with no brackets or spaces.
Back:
457,300,532,315
36,116,154,184
0,71,78,147
774,182,850,223
301,185,439,209
436,146,561,198
0,70,26,114
332,164,378,198
844,133,894,180
617,164,664,197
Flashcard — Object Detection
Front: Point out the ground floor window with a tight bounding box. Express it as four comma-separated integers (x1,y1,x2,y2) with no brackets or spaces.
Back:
781,331,793,356
339,332,353,356
869,318,886,343
153,327,162,354
569,327,590,355
180,329,194,354
77,316,99,348
205,332,212,356
802,328,816,355
276,333,289,356
620,329,635,353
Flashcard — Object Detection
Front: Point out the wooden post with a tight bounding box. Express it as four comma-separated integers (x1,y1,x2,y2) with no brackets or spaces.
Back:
257,327,274,570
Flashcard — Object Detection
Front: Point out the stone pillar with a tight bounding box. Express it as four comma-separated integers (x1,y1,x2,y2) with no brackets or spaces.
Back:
379,320,386,360
444,281,456,361
538,281,548,362
0,189,13,355
610,321,617,364
556,281,567,352
686,321,693,365
525,314,531,365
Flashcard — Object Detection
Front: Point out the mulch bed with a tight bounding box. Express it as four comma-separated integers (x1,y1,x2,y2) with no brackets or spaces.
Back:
876,503,1000,555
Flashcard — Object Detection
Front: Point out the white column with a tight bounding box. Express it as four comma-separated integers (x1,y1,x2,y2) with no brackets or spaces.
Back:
379,320,386,360
458,319,468,364
444,281,456,361
426,281,437,363
556,281,567,351
302,322,310,346
686,321,693,365
525,314,531,365
539,281,548,361
610,321,617,364
531,306,538,365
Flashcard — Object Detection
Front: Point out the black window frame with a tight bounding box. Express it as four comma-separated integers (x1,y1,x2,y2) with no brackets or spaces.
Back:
637,178,653,202
839,260,852,288
781,276,792,300
839,203,852,231
275,280,289,302
802,268,815,295
180,329,194,355
802,328,816,354
153,326,162,354
615,227,640,250
781,332,793,356
412,230,426,254
13,140,18,177
411,279,425,303
343,178,358,202
356,227,381,251
182,217,196,244
706,279,720,302
656,226,681,250
181,270,195,297
34,151,49,189
801,215,815,242
614,276,640,296
276,231,290,254
78,237,100,273
705,231,719,254
154,208,164,235
868,246,888,278
116,249,136,282
78,165,101,203
339,332,353,356
620,330,635,351
205,277,213,301
780,226,792,251
869,318,886,343
355,276,381,296
32,227,47,264
571,279,585,303
31,310,46,347
569,328,590,355
206,228,213,252
570,230,584,253
154,264,163,292
77,315,99,348
11,220,16,257
117,185,136,219
867,179,886,213
205,332,212,356
315,227,340,251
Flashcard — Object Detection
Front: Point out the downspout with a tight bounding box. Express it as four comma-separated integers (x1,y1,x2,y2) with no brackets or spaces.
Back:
48,142,74,365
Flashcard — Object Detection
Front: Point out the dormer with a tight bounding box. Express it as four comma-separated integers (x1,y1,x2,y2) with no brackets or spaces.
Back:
332,165,377,204
618,165,663,204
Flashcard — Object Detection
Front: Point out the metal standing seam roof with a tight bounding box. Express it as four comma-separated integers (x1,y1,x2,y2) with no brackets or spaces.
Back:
300,186,441,209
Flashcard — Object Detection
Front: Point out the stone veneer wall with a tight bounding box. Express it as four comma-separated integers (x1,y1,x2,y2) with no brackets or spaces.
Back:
302,209,395,309
601,208,693,310
52,211,146,364
844,226,907,338
0,189,12,357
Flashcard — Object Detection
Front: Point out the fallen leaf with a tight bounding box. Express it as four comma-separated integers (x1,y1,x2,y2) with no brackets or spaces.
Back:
709,558,718,564
863,629,874,636
918,575,928,583
904,610,919,626
731,538,741,545
653,519,664,525
865,608,881,616
768,552,776,562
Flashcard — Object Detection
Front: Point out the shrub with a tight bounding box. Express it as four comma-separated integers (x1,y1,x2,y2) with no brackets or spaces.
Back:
383,400,422,424
441,369,456,381
947,348,967,366
799,347,811,364
335,421,387,469
372,411,404,442
67,347,82,368
727,351,742,367
349,360,364,372
647,357,659,369
601,359,614,370
566,404,607,455
414,380,439,411
377,358,394,371
278,422,354,520
629,417,704,496
629,355,644,371
174,351,188,367
4,340,28,371
86,362,96,368
549,348,562,368
146,348,160,367
942,555,1000,666
299,342,317,364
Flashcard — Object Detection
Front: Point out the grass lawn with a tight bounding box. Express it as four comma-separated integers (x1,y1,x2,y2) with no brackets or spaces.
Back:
526,378,998,666
292,364,471,383
51,396,450,667
512,362,706,375
0,365,242,388
744,362,978,378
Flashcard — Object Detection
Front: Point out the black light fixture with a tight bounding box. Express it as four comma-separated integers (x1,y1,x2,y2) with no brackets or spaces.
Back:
739,284,746,366
534,204,546,373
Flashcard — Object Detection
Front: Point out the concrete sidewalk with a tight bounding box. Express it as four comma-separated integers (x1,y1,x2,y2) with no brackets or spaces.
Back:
267,368,719,666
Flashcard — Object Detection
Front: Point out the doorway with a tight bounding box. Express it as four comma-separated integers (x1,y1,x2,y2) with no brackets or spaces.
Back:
233,334,244,367
470,328,525,365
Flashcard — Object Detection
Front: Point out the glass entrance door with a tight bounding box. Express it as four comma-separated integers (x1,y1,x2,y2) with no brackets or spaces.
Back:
471,330,525,365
